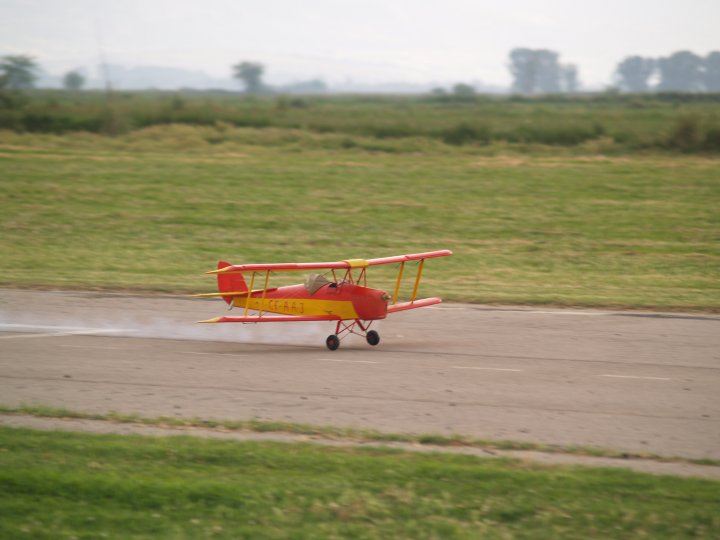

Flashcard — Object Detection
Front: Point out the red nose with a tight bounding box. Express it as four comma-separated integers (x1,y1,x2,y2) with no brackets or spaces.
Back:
352,288,389,320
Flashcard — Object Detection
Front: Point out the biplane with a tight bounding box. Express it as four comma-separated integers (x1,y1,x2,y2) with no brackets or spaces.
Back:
195,250,452,350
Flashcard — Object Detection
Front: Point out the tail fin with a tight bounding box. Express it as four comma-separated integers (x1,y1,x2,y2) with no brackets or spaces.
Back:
217,261,247,305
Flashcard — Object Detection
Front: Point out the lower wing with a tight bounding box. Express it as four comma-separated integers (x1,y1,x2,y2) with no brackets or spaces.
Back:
198,315,341,323
386,297,442,314
198,298,442,323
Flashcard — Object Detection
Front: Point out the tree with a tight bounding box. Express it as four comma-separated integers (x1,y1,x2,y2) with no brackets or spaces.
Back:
509,48,561,94
657,51,704,92
509,48,539,94
277,79,327,94
452,83,476,98
561,64,579,93
0,54,38,90
63,70,85,91
232,61,265,94
535,50,561,93
705,51,720,92
615,56,656,92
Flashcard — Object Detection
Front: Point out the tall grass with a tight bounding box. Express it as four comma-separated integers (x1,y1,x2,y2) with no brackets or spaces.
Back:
2,90,720,152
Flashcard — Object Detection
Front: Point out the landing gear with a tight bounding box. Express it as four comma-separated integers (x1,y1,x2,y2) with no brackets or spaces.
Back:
325,320,380,350
326,335,340,351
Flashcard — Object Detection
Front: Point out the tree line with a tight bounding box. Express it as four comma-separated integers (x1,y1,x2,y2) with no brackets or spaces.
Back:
0,55,85,91
508,48,720,95
616,51,720,92
235,50,720,95
2,51,720,95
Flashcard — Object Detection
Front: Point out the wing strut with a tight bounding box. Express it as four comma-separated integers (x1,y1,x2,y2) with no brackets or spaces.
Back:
258,270,270,317
391,261,405,305
410,259,425,303
244,272,256,317
391,255,435,305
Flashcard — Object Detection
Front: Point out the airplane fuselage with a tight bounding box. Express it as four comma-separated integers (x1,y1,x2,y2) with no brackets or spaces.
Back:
233,282,389,320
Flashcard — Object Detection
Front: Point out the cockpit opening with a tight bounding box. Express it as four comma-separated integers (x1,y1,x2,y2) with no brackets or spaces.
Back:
304,273,332,295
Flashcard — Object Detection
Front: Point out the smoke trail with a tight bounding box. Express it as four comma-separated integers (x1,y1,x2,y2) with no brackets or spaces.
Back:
0,293,381,347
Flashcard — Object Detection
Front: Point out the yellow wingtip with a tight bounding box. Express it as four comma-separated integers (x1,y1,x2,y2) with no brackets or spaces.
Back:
197,317,223,323
206,266,238,275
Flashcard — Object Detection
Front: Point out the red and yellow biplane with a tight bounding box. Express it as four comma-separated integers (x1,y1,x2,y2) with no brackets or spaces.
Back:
195,250,452,350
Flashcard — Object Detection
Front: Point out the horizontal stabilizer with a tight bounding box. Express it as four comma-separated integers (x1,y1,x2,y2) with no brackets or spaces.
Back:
387,297,442,314
198,314,341,324
192,288,277,298
192,291,248,298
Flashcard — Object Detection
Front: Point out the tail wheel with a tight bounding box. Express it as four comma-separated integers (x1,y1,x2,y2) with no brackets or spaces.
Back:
326,335,340,351
366,330,380,346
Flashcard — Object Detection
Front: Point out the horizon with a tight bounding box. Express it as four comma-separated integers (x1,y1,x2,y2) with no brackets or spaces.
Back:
1,0,719,91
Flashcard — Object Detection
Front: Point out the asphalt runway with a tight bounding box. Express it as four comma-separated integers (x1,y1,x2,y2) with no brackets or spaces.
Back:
1,289,719,460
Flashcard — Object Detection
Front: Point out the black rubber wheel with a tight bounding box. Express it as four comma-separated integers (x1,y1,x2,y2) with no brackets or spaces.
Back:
326,335,340,351
366,330,380,346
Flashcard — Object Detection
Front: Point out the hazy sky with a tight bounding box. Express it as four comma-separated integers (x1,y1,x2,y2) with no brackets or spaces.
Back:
1,0,718,88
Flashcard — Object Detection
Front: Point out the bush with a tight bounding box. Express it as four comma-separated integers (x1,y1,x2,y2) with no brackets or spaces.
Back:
704,127,720,151
99,109,132,135
502,125,601,146
441,123,491,145
666,115,702,150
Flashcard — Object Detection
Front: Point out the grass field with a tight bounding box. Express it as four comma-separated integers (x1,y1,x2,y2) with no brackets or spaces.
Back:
1,426,718,539
1,126,719,310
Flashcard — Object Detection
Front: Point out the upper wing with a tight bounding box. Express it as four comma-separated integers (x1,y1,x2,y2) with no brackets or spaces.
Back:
208,250,452,274
367,250,452,267
208,261,356,274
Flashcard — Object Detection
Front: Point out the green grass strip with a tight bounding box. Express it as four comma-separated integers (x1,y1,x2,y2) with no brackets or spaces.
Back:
1,424,719,539
2,404,718,467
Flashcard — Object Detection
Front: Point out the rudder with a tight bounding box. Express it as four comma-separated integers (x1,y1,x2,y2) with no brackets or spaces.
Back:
217,261,247,305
